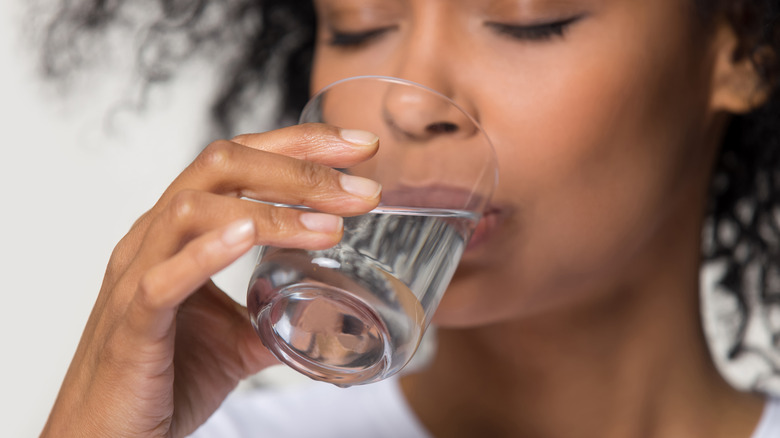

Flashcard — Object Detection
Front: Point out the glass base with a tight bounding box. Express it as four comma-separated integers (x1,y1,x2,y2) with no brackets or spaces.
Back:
254,284,390,387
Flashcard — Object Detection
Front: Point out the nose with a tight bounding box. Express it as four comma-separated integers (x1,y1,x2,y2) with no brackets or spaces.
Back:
381,80,477,143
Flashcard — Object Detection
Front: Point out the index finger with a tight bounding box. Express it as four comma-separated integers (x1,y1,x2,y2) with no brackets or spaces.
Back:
231,123,379,168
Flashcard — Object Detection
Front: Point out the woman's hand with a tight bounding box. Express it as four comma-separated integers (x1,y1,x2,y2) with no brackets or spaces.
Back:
41,124,381,437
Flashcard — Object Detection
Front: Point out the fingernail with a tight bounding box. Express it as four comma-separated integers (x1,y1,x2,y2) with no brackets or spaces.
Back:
340,129,378,146
222,219,255,246
340,174,382,199
299,212,343,234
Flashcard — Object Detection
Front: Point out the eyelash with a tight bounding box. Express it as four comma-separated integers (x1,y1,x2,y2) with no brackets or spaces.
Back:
486,15,584,42
328,27,396,48
326,15,584,48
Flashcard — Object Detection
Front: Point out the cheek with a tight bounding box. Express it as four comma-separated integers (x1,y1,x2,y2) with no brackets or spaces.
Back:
498,58,692,259
437,7,715,324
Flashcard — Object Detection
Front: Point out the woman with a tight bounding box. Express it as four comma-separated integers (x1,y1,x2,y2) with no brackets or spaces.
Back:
41,0,780,436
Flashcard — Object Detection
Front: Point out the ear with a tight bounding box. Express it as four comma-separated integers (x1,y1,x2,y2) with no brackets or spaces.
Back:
710,21,771,114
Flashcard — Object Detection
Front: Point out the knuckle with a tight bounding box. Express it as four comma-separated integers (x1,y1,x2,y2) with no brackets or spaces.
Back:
296,123,338,149
266,206,293,234
296,123,327,144
167,190,200,226
297,160,329,190
105,213,152,274
197,140,234,172
136,271,161,310
106,237,133,274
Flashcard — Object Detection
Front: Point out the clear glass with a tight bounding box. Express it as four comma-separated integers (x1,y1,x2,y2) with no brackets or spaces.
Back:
247,76,497,386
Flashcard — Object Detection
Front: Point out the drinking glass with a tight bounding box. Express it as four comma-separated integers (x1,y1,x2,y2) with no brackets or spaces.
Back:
247,76,497,386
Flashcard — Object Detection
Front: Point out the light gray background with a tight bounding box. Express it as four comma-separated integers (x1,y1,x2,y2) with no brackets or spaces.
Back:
0,1,263,435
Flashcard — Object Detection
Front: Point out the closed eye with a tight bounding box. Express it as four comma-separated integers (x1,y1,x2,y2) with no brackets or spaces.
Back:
486,15,585,42
327,26,397,48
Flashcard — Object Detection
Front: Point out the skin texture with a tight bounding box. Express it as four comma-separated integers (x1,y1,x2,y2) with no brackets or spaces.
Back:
43,0,773,437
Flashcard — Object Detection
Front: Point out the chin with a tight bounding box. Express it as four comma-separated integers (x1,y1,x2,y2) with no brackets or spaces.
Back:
430,272,516,328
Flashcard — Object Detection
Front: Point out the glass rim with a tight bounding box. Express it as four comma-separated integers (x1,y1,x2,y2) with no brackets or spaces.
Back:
300,75,499,211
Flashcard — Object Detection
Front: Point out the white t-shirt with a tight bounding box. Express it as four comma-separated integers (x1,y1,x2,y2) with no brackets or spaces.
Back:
190,378,780,438
190,377,430,438
753,396,780,438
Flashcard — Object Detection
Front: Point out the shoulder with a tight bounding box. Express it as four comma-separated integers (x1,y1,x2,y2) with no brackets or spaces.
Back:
752,396,780,438
189,375,430,438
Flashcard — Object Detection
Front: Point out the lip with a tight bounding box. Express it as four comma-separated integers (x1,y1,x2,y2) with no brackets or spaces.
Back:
465,206,503,252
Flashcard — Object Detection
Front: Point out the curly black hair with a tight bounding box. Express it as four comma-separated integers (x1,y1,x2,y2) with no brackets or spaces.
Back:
41,0,780,382
41,0,315,132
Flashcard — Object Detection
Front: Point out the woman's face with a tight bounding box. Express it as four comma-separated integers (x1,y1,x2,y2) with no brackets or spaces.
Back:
310,0,724,327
